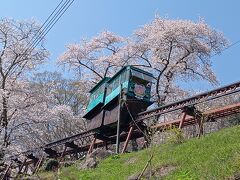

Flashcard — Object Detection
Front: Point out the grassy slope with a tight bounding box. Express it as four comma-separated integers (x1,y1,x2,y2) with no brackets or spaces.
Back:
39,125,240,180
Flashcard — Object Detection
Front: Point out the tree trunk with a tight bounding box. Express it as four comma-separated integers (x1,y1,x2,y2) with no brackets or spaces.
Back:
1,78,9,147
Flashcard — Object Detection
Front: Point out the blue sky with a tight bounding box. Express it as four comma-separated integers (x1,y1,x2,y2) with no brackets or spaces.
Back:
1,0,240,90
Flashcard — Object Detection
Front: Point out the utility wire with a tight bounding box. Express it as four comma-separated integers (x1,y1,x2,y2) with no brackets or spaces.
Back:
10,0,75,81
29,0,75,51
124,102,149,139
22,0,66,54
211,39,240,58
18,0,75,62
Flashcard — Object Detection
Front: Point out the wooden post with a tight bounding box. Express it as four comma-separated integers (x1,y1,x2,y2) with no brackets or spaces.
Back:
179,112,187,129
197,118,204,138
59,146,67,163
16,158,27,177
105,141,108,150
2,161,13,180
121,126,133,153
87,137,96,154
23,164,29,174
32,155,44,174
116,84,123,154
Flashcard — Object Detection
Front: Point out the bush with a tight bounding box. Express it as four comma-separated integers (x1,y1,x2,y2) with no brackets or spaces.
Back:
44,159,59,171
167,126,185,144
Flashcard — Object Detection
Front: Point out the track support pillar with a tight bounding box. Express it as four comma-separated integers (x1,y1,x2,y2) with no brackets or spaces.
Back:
32,155,44,174
3,161,13,179
179,112,187,129
121,126,134,153
87,137,96,154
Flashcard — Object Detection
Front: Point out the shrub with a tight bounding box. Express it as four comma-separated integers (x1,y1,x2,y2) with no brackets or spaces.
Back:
44,159,59,171
167,126,185,144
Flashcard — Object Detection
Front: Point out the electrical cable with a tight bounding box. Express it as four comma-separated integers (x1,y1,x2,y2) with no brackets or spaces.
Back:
17,0,75,63
124,102,149,139
211,39,240,58
30,0,75,51
20,0,65,55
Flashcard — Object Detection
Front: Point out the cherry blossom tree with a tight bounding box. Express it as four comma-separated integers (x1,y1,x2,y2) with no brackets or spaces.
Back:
58,31,125,84
2,77,87,156
4,72,88,154
7,104,86,153
126,17,228,105
0,18,48,148
59,17,228,106
31,71,88,114
1,80,50,150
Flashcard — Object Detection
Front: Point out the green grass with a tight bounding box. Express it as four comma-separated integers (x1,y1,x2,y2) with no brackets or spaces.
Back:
37,125,240,180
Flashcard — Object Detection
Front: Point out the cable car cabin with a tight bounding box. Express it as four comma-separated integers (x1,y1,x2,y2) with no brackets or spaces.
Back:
102,66,153,136
83,77,110,130
83,66,153,137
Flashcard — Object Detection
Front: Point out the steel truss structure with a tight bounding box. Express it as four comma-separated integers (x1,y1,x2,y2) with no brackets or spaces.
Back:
2,81,240,179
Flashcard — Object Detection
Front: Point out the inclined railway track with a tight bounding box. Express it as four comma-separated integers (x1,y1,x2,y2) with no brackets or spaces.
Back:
9,81,240,157
136,81,240,121
45,130,95,149
4,81,240,178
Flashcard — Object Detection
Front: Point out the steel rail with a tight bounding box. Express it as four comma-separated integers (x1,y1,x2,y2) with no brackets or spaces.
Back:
151,102,240,131
8,130,95,160
6,81,240,169
45,130,95,148
136,81,240,121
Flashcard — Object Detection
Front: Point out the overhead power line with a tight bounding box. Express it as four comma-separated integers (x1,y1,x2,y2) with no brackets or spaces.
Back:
223,40,240,52
18,0,75,62
23,0,66,54
29,0,75,52
211,39,240,58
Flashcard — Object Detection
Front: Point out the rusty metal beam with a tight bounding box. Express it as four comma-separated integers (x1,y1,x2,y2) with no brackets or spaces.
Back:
151,102,240,131
8,102,240,171
121,126,134,153
16,158,27,176
179,112,187,129
32,155,44,174
87,137,96,154
2,161,13,180
59,146,67,163
137,81,240,121
45,131,95,149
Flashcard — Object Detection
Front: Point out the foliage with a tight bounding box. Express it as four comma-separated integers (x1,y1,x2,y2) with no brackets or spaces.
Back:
44,159,59,171
111,154,120,160
0,18,87,157
37,125,240,179
0,18,49,151
0,16,230,166
59,16,228,105
177,170,195,180
167,126,185,144
30,71,88,115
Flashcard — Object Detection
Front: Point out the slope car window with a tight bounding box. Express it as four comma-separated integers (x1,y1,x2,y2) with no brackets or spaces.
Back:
120,71,127,83
106,83,113,96
106,70,128,97
131,71,151,87
113,76,120,90
131,69,152,83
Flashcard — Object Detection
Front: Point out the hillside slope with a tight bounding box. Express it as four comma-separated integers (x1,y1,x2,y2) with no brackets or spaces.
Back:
39,125,240,179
